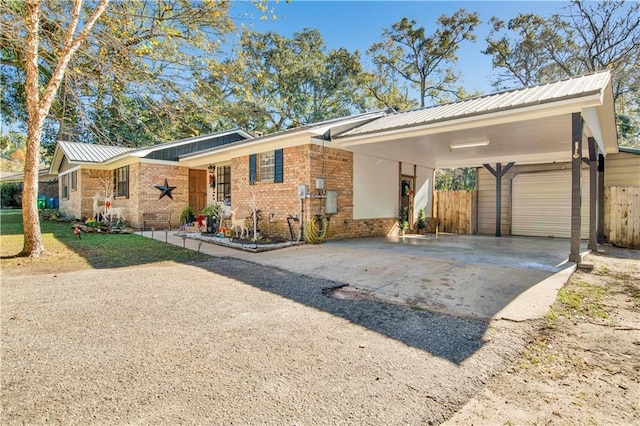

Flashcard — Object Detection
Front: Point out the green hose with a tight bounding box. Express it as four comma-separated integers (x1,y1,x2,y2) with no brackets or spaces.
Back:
305,215,329,243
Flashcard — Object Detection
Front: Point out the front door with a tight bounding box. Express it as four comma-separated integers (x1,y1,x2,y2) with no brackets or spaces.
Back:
400,175,414,228
189,169,207,213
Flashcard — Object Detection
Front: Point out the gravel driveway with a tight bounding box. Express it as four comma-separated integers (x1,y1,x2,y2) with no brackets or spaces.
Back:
2,257,533,424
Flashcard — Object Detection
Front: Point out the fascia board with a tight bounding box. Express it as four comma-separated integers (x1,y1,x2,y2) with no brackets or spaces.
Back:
335,94,604,148
179,132,312,167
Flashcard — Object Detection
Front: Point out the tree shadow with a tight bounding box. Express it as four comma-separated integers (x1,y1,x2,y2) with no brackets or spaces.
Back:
197,257,489,365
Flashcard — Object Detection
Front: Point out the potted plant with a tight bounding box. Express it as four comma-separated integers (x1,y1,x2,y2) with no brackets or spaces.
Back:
180,205,196,226
417,208,426,234
398,206,409,236
201,203,221,233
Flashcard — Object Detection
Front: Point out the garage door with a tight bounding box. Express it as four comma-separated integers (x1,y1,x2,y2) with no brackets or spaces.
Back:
512,170,590,238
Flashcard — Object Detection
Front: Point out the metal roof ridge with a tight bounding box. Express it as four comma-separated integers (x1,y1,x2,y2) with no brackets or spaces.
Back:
387,70,611,118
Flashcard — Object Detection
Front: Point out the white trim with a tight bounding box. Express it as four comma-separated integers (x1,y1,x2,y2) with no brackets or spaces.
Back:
335,94,603,148
179,132,312,167
59,165,81,175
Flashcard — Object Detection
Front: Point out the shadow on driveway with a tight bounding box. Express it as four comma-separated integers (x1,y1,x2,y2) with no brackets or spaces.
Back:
198,257,488,365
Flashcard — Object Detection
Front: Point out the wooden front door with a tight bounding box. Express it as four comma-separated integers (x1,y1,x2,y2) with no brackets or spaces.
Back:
189,169,207,213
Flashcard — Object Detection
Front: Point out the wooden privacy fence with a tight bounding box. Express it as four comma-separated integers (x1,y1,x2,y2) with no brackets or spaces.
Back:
432,190,476,234
605,186,640,249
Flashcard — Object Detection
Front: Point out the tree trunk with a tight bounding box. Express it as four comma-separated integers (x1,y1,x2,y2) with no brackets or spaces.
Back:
20,0,109,257
21,117,46,257
21,0,46,257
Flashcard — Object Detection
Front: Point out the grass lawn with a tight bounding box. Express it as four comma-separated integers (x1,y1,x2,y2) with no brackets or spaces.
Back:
1,209,210,275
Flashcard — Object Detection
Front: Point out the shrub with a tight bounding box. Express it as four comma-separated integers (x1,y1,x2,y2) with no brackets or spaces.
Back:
0,182,22,208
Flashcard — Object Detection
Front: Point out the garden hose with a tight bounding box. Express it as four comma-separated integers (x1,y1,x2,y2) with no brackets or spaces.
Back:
305,215,329,244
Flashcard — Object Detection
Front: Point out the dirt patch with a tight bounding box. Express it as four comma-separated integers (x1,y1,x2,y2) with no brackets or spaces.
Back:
446,246,640,425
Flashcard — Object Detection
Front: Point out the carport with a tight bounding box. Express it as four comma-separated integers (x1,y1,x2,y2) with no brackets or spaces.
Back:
332,71,618,262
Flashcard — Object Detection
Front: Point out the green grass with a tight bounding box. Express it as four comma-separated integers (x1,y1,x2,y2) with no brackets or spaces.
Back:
1,209,210,272
553,279,608,320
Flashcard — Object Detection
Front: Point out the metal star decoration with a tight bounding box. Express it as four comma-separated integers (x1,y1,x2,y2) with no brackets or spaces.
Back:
155,178,177,200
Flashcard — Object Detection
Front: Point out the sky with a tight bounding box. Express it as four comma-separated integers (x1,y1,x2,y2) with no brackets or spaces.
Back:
231,1,571,95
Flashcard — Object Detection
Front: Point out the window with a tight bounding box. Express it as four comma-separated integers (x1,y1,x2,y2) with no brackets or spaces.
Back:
70,170,77,191
216,165,231,205
61,174,69,199
249,149,283,184
259,151,275,182
114,166,129,198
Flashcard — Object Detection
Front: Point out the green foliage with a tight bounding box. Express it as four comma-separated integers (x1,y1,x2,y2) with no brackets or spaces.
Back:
201,203,221,217
417,208,426,230
484,1,640,146
220,28,367,133
553,280,608,320
368,11,480,108
180,205,196,224
0,182,22,208
398,206,409,231
0,0,245,147
435,168,477,191
0,210,210,268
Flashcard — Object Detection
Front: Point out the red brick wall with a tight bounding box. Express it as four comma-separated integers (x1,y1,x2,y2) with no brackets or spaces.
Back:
79,168,112,220
133,163,189,228
231,144,398,240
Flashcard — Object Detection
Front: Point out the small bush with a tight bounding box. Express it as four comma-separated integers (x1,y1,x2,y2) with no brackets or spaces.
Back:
0,182,22,208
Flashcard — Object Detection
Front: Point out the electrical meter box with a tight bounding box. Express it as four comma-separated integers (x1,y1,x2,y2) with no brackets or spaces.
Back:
315,178,325,191
325,190,338,214
297,184,308,199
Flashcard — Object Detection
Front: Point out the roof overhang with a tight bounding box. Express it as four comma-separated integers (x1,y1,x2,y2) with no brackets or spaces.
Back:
179,129,315,168
333,74,618,169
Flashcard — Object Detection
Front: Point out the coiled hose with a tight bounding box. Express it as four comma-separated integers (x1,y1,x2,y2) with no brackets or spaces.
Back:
305,215,329,244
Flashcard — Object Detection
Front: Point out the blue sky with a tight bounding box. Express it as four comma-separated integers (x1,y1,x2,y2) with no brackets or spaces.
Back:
232,1,570,95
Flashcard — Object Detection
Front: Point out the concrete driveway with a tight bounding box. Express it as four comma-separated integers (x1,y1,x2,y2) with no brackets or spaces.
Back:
159,232,582,321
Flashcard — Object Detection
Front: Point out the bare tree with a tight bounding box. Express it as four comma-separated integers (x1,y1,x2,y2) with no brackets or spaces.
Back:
368,11,480,108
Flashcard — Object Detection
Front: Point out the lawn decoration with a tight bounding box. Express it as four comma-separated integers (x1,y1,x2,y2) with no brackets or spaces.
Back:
104,197,125,221
155,178,176,200
230,209,248,239
92,193,106,221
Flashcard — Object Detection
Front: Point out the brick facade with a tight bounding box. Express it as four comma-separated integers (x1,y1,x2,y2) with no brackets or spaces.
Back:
133,163,189,228
231,144,398,240
60,144,399,239
61,163,189,229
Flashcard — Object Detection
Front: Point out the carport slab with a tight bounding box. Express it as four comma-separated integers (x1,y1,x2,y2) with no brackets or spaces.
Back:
147,232,579,321
217,234,580,321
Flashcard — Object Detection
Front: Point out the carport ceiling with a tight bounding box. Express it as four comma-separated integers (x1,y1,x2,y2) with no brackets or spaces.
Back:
332,72,617,169
343,114,575,169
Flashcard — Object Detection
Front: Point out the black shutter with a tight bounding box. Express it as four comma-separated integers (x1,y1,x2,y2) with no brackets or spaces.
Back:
124,165,130,198
249,154,256,185
274,149,283,183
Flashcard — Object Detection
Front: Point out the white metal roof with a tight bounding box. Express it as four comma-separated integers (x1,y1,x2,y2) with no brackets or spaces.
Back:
57,141,131,163
336,72,612,138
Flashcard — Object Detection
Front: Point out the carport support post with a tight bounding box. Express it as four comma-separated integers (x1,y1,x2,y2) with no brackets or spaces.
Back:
597,154,605,243
586,137,598,251
483,162,515,237
569,113,583,263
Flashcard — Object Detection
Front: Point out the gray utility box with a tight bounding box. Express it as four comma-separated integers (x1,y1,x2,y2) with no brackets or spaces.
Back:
325,190,338,214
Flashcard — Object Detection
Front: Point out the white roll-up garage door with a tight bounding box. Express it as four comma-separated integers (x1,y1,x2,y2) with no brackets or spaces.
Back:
512,169,590,238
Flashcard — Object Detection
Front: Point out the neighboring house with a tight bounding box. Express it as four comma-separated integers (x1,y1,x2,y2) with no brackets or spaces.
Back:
605,147,640,187
49,71,623,259
0,169,59,200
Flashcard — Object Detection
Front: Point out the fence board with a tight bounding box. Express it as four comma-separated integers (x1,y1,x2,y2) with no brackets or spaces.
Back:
432,190,476,234
604,186,640,249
